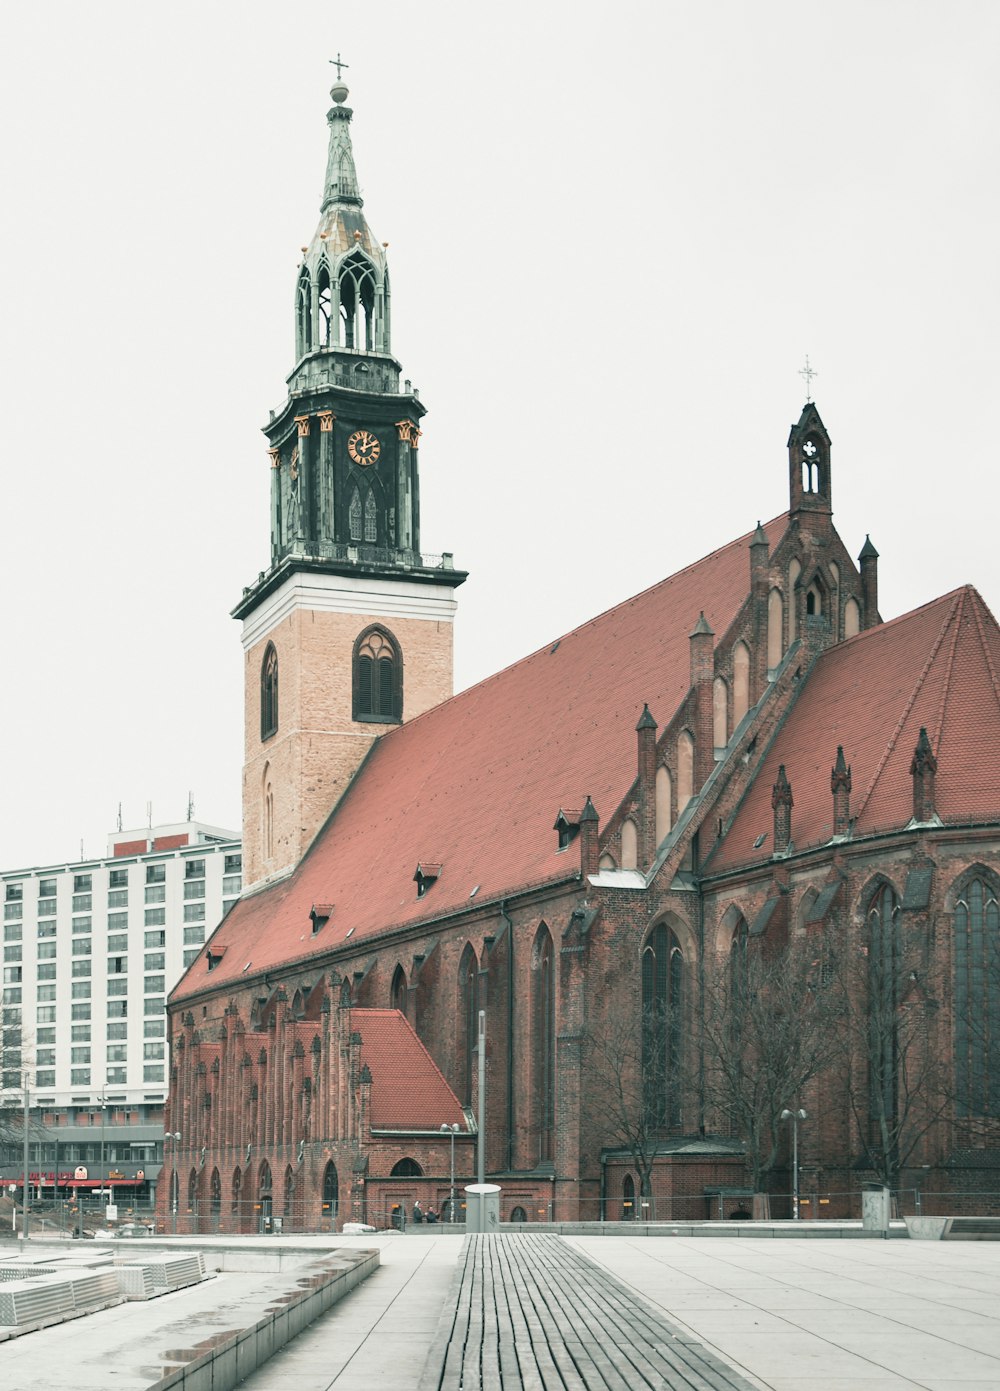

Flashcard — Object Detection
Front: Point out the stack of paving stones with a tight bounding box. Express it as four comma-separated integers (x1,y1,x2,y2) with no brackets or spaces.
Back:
420,1233,760,1391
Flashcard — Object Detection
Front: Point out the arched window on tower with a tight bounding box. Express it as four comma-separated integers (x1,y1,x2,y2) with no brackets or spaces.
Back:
391,964,407,1016
353,625,402,722
260,643,278,741
296,269,311,358
641,924,684,1131
364,490,378,543
458,945,479,1106
532,925,556,1163
317,262,332,348
339,251,376,351
953,873,1000,1116
349,487,363,541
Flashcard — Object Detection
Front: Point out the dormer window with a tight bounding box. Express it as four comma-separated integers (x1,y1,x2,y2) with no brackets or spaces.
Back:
206,946,227,973
310,903,333,935
414,862,442,899
553,809,581,852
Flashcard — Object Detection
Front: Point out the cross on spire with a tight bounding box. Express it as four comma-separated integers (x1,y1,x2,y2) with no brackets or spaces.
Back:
799,355,818,403
330,53,349,80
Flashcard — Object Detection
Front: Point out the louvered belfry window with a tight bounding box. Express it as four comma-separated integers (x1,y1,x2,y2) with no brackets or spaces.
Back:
353,626,402,722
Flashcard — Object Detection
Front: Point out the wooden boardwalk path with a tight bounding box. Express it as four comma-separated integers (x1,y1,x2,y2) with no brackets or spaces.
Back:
418,1234,761,1391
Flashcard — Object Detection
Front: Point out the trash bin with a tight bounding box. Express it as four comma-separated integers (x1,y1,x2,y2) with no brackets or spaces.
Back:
862,1184,891,1232
464,1183,501,1233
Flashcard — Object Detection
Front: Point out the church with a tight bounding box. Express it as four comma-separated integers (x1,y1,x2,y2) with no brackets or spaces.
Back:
162,77,1000,1231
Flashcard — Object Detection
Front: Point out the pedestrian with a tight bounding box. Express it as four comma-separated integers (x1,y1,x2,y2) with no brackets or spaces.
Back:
414,1200,424,1224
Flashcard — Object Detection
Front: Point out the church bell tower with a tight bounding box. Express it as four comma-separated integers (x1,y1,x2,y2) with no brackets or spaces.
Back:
234,74,467,891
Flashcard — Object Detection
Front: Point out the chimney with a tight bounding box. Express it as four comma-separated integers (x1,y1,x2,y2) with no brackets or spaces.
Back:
910,727,938,823
772,765,793,854
859,535,880,630
689,612,715,788
831,745,852,837
636,704,658,868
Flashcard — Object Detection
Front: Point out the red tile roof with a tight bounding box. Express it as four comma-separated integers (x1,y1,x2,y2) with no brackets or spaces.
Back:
173,517,789,1000
709,587,1000,872
353,1009,466,1130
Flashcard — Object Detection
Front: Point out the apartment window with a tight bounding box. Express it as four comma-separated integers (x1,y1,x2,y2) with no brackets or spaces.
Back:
144,885,166,905
107,933,128,952
145,864,166,885
3,945,21,962
36,1027,55,1044
183,903,205,923
71,1003,91,1021
225,853,242,875
39,878,57,897
108,890,128,908
108,1001,127,1019
71,981,91,999
70,1068,91,1085
72,938,91,956
4,966,22,983
183,926,205,946
70,1025,90,1042
36,1070,55,1087
107,1044,128,1062
108,955,127,974
144,974,165,994
36,985,56,1002
37,962,56,981
185,859,205,879
107,1022,127,1040
144,930,165,948
108,913,128,931
37,941,57,960
144,908,166,927
3,987,22,1004
106,1067,127,1085
72,916,92,932
107,979,128,997
5,883,23,903
144,953,165,971
183,880,205,901
3,925,22,942
143,1065,164,1082
37,921,56,938
73,874,92,893
4,903,23,921
36,1049,56,1066
144,997,164,1016
144,1019,165,1038
182,948,199,967
109,868,128,889
71,1047,91,1064
223,875,241,895
72,894,92,912
143,1043,165,1060
37,898,56,916
36,1004,55,1021
72,959,91,977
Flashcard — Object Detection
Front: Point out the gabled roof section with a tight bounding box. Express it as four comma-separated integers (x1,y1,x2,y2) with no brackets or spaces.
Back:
353,1009,465,1130
173,515,788,1000
709,587,1000,872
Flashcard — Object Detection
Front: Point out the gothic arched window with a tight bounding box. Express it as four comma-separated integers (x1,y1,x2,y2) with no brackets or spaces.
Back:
533,926,555,1162
231,1166,242,1215
364,490,378,543
391,1157,423,1177
349,487,363,541
622,1173,636,1220
317,261,332,348
296,269,311,358
641,924,684,1131
866,882,900,1130
391,964,407,1016
954,873,1000,1116
322,1160,339,1218
210,1167,221,1217
353,625,402,723
338,250,376,351
260,643,278,741
458,944,479,1106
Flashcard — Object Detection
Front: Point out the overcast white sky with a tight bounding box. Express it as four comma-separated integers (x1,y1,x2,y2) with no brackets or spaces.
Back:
0,1,997,870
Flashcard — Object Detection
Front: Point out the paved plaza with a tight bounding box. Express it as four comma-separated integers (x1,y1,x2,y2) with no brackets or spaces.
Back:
3,1230,1000,1389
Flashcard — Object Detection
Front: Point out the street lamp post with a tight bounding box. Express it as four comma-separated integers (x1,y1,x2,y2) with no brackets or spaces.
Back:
780,1108,807,1220
98,1090,108,1219
440,1123,459,1222
21,1074,30,1242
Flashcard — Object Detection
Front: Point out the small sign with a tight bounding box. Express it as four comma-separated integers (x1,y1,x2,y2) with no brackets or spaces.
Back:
105,1204,118,1221
74,1166,88,1180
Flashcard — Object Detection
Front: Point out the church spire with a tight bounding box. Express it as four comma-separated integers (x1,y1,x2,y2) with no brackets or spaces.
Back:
322,77,362,210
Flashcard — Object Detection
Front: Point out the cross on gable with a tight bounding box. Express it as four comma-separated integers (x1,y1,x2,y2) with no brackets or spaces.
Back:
330,53,349,80
799,355,818,401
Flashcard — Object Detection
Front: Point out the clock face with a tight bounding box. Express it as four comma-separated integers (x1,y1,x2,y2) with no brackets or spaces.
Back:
348,429,381,466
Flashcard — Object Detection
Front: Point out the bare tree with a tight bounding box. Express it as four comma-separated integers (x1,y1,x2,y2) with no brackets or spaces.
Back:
584,1005,669,1203
701,939,838,1191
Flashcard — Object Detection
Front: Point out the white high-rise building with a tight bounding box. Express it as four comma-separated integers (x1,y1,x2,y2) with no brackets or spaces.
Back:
0,822,240,1207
